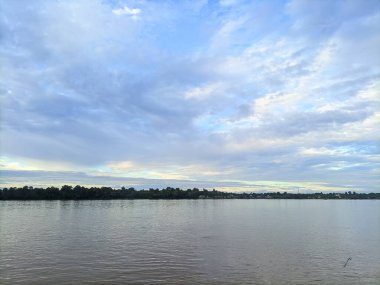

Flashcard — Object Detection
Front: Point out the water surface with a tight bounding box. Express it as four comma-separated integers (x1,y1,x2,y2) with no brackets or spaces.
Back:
1,200,379,284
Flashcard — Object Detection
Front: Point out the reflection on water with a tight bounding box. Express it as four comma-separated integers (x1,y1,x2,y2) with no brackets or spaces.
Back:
1,200,379,284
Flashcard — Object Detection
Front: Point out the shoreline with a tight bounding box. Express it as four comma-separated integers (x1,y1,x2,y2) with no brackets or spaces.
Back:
1,186,379,200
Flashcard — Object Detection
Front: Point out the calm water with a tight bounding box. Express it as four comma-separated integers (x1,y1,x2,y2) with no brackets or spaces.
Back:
1,200,379,284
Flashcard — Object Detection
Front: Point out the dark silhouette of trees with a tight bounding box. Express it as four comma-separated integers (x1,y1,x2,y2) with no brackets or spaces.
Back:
0,186,378,200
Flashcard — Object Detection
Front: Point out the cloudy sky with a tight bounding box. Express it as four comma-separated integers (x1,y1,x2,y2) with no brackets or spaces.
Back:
1,0,379,192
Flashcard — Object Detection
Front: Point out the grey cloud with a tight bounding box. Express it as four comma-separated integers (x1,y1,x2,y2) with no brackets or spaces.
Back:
287,0,380,36
2,169,375,193
0,0,379,192
269,109,373,137
0,169,244,190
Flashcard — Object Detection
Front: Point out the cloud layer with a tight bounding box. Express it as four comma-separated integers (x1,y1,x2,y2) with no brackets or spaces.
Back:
1,0,379,192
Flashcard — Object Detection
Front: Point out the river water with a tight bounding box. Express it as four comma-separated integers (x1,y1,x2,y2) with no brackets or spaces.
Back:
1,200,379,284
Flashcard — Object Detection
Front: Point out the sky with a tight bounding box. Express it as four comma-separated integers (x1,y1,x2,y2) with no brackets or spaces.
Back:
0,0,379,193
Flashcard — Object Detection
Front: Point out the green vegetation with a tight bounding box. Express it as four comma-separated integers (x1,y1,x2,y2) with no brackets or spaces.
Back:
0,186,379,200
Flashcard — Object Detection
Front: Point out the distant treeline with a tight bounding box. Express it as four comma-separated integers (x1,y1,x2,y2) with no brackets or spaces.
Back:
0,186,379,200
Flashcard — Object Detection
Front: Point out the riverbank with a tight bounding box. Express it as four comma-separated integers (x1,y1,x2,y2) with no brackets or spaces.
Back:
1,186,379,200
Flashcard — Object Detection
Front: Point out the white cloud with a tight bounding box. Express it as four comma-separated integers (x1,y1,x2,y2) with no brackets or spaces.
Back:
184,82,225,99
0,0,379,192
299,146,360,157
112,6,141,16
219,0,239,7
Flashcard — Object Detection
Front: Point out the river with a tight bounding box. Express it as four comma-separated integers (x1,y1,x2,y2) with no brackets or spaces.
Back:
1,200,379,284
